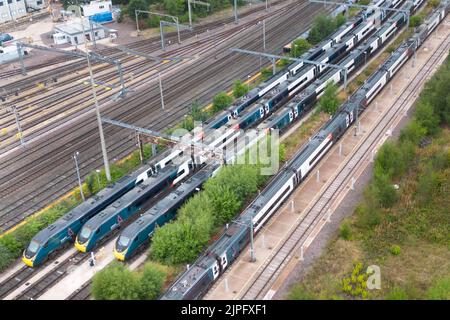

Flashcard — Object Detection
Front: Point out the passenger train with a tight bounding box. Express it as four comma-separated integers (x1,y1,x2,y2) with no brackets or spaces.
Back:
22,0,406,267
111,0,423,263
161,0,448,299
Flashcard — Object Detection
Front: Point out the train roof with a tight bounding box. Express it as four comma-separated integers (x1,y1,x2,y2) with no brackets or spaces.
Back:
31,173,133,244
81,165,178,230
120,166,215,238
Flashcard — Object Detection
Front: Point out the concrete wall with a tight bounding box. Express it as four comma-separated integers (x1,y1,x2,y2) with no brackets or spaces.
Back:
0,0,27,23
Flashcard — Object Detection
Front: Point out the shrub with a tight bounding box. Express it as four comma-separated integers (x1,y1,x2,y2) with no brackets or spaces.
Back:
399,120,426,145
291,38,312,58
319,82,340,115
232,80,249,99
92,262,140,300
409,15,423,28
339,221,352,240
341,262,370,299
212,92,233,113
0,243,15,270
150,193,214,264
414,102,440,136
390,245,401,256
137,262,167,299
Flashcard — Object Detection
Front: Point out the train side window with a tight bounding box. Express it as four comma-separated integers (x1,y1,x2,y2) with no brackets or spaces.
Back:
43,241,49,248
95,228,100,234
134,237,138,242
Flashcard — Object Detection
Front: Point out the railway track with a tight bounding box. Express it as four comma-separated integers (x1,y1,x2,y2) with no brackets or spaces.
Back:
237,31,450,300
0,1,329,233
0,0,288,84
0,3,332,299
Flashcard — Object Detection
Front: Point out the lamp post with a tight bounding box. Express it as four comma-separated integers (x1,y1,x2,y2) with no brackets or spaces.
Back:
69,3,112,182
73,152,85,201
95,169,101,190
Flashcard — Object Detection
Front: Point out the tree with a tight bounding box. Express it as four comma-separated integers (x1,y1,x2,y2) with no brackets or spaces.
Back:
374,141,405,180
205,184,241,224
414,101,440,136
150,193,214,264
92,262,140,300
61,0,88,10
232,80,249,99
308,14,336,45
163,0,185,16
189,101,209,122
212,92,233,113
399,120,426,145
127,0,149,19
137,263,167,299
334,14,346,29
319,82,340,115
409,15,423,28
291,38,312,58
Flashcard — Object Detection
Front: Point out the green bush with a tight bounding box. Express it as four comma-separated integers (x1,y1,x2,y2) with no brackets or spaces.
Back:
137,262,167,299
92,262,140,300
399,120,426,145
150,198,214,264
319,82,340,115
339,221,352,240
291,38,312,58
150,164,264,265
0,243,15,270
414,102,440,136
389,245,401,256
409,15,423,28
308,14,346,45
373,174,398,208
341,262,370,299
232,80,249,99
212,92,233,113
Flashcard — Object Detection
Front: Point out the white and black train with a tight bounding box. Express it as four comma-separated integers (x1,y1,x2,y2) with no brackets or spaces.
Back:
161,0,450,300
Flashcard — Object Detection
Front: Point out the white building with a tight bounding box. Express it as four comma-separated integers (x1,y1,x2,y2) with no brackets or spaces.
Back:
0,0,27,24
53,18,105,46
81,0,112,17
25,0,46,12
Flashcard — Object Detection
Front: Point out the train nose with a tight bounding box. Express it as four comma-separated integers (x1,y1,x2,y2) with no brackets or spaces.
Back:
74,240,87,253
22,255,34,267
113,248,125,261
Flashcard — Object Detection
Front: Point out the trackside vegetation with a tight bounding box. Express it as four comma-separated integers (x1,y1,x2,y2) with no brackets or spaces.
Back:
92,261,167,300
288,53,450,300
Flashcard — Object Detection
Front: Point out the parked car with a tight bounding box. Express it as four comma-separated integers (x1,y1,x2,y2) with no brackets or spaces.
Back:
0,34,14,45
